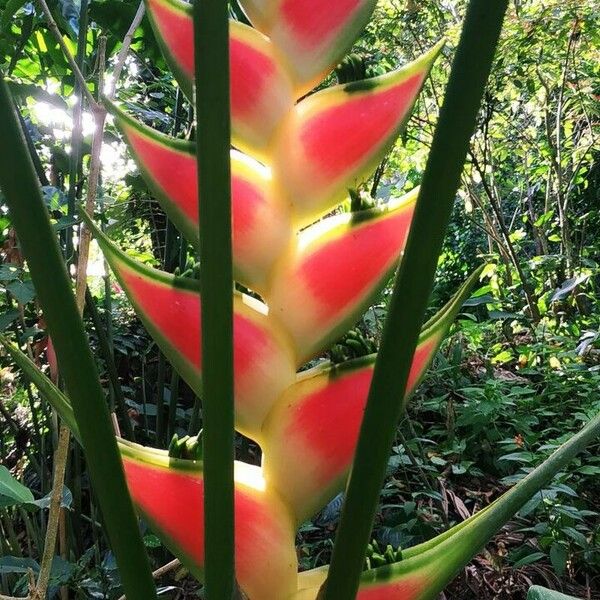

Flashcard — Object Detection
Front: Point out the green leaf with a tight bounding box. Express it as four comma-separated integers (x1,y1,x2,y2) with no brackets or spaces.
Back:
0,465,34,508
561,526,588,548
0,264,21,281
549,542,568,577
527,586,582,600
0,309,19,331
0,0,27,31
512,551,545,568
0,556,39,575
0,335,79,437
5,279,36,304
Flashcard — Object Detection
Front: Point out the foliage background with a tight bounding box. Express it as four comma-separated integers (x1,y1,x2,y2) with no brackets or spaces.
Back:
0,0,598,598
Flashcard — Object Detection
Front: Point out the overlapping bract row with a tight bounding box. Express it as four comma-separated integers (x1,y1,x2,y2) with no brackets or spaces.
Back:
82,0,458,596
50,0,485,597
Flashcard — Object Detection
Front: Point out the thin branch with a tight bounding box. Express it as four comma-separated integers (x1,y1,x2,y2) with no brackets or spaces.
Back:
30,426,70,600
30,38,108,600
469,150,540,322
116,559,182,600
107,1,146,99
35,0,97,108
74,36,107,312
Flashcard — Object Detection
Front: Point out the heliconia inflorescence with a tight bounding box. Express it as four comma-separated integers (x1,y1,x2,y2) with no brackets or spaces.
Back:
5,1,597,599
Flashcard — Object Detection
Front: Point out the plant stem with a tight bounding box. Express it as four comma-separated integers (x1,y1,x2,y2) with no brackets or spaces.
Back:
106,1,146,99
30,425,70,600
0,78,157,600
469,151,540,322
116,559,181,600
193,1,235,598
65,0,89,262
74,36,107,312
322,2,509,598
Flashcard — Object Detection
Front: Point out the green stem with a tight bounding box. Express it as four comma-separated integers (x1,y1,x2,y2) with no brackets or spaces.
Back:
17,111,49,187
0,79,157,600
85,287,135,440
193,1,235,598
322,2,509,598
155,353,167,446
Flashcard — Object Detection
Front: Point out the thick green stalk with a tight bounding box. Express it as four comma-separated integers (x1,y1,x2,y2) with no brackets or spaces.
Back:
323,2,509,598
0,80,157,600
193,2,235,599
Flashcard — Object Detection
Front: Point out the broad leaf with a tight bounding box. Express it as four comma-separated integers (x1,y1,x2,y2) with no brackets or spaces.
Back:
0,465,34,508
527,587,581,600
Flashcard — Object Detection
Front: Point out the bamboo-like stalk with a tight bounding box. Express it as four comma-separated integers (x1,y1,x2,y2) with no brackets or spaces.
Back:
74,35,107,312
0,80,157,600
193,1,235,598
322,1,509,598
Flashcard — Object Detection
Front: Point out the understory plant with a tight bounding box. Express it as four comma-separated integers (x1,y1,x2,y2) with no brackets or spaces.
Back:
0,0,599,599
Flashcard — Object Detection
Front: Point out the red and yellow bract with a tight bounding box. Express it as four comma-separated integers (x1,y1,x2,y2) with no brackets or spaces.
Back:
2,3,597,591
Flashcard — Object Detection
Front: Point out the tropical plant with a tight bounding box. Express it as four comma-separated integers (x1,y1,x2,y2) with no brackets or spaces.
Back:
0,0,599,599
